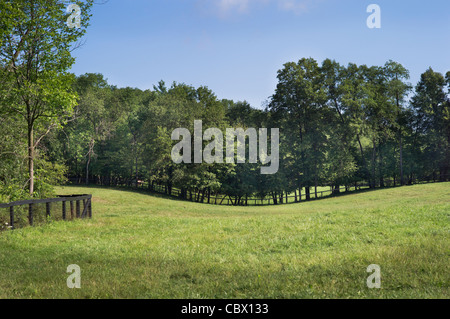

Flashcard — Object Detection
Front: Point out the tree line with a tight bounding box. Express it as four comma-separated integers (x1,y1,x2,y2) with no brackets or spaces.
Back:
3,58,448,204
0,2,449,203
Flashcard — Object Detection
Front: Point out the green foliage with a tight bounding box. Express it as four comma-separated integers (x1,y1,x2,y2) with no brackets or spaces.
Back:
40,59,450,204
33,158,68,198
0,0,447,203
411,68,450,179
0,0,94,196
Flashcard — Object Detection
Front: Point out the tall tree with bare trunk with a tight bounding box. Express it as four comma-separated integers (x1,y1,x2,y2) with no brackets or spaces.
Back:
0,0,94,195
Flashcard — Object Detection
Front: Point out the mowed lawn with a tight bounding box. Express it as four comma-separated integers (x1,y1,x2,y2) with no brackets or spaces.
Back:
0,183,448,299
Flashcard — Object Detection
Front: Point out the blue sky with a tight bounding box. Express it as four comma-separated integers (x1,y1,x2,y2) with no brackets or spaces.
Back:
70,0,450,108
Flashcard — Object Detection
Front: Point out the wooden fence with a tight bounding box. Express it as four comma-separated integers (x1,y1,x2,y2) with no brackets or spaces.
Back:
147,184,370,206
0,194,92,230
141,173,450,207
145,175,449,206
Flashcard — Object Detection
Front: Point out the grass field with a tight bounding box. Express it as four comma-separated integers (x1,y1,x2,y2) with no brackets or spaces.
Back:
0,183,449,299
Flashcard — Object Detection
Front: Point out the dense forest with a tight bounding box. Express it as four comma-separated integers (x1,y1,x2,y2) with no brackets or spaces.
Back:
1,60,449,203
0,1,449,204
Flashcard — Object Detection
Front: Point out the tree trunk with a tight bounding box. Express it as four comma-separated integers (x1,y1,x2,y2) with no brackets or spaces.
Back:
356,134,370,185
27,123,34,196
371,141,377,188
399,132,404,185
272,192,278,205
379,144,384,188
305,187,310,200
314,177,318,198
134,135,139,187
85,153,91,185
201,189,205,203
334,184,340,194
86,138,94,185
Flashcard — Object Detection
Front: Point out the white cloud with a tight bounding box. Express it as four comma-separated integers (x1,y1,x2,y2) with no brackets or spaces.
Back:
204,0,316,17
217,0,252,14
278,0,312,14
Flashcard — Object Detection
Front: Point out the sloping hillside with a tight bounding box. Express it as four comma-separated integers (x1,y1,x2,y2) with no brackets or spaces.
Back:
0,183,448,298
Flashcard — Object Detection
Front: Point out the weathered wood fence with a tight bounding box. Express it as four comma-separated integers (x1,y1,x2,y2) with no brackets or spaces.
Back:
145,176,449,206
0,194,92,230
147,184,369,206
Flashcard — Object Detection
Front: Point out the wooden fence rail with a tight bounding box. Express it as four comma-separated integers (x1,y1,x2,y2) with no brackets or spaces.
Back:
0,194,92,230
145,176,449,206
146,184,370,206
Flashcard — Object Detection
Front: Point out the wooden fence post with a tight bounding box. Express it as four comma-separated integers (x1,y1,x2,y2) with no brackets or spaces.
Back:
0,195,92,231
62,201,66,220
9,206,14,229
46,202,51,218
88,196,92,218
82,199,86,218
28,203,33,226
76,200,80,218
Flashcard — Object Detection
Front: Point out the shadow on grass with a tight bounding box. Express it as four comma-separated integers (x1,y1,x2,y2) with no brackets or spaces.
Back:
59,181,446,208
